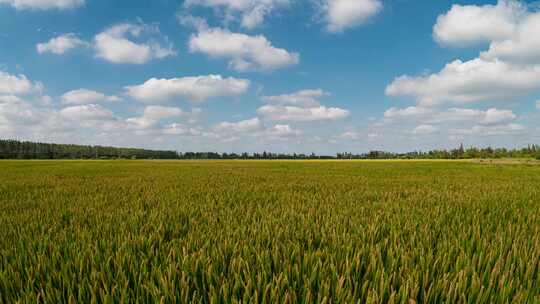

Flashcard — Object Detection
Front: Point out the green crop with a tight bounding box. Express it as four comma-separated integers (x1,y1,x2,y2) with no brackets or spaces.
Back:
1,160,539,303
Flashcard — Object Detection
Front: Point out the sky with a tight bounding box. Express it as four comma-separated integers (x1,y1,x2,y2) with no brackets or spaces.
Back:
1,0,540,154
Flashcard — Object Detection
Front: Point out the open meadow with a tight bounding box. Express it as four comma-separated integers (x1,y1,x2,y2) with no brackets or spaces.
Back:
1,160,539,303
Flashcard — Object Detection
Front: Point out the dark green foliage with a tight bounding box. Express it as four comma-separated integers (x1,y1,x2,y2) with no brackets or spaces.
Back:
0,139,178,159
338,144,540,159
1,160,539,303
2,139,540,160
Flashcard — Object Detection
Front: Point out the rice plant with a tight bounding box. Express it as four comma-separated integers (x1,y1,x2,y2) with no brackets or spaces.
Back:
0,160,539,303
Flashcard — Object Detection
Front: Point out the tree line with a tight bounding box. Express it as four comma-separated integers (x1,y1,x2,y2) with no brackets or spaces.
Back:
337,144,540,160
0,139,178,159
1,139,539,160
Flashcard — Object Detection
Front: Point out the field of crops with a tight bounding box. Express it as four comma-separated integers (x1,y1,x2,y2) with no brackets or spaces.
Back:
1,160,539,303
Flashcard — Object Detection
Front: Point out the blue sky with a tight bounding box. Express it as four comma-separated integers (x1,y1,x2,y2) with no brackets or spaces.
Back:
1,0,539,154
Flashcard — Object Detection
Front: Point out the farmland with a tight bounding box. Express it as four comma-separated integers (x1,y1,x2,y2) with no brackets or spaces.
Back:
1,160,539,303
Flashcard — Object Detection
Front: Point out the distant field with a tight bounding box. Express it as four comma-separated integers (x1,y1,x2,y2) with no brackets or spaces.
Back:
1,160,539,303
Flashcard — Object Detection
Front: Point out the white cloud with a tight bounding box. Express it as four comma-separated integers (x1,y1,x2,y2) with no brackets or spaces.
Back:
267,124,300,137
258,105,349,122
38,95,53,106
61,89,121,105
338,131,362,140
386,58,540,106
318,0,382,33
126,106,184,130
429,108,516,125
37,34,87,55
124,116,154,130
261,89,328,107
434,1,540,65
142,106,184,120
213,118,302,140
0,0,84,10
259,88,349,122
0,76,206,143
0,95,41,125
184,0,290,29
94,23,175,64
377,105,524,142
60,104,114,121
480,108,517,125
370,105,527,146
162,123,202,136
189,28,299,71
387,0,540,146
384,106,433,119
384,106,517,126
0,71,43,95
215,117,264,132
433,0,525,47
481,13,540,64
0,95,70,138
177,14,209,31
213,118,303,139
387,0,540,139
412,124,437,135
451,123,525,136
125,75,250,103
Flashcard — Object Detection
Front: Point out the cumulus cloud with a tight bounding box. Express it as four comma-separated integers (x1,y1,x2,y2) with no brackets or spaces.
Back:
258,105,349,122
60,104,114,121
384,106,517,126
213,118,301,139
162,123,202,136
125,75,250,103
481,13,540,64
266,124,300,137
433,0,525,47
183,0,290,29
61,89,121,105
451,123,525,136
0,0,84,10
0,95,80,140
435,0,540,64
124,116,154,130
189,28,299,71
386,58,540,106
177,14,209,31
0,95,70,138
215,117,264,133
384,0,540,146
412,124,437,135
94,23,176,64
261,89,328,107
317,0,382,33
141,105,184,120
338,131,362,140
0,71,43,95
258,89,349,122
126,106,184,130
375,104,526,142
0,77,74,138
37,34,87,55
479,108,517,125
384,0,540,125
0,95,42,126
0,74,205,143
384,106,433,119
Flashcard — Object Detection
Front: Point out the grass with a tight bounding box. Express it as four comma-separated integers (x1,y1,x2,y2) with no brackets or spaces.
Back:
0,160,539,303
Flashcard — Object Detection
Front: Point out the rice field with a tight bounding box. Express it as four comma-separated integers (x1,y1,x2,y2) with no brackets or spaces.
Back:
0,160,539,303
